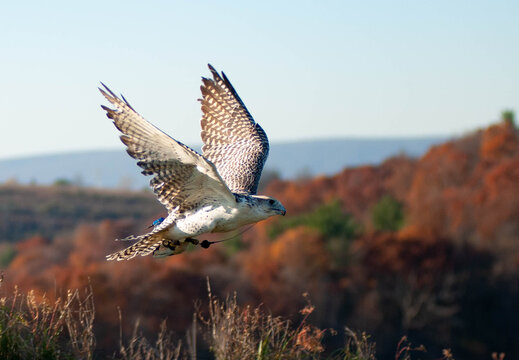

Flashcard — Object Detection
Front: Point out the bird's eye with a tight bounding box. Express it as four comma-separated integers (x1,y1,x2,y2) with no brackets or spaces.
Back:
268,199,275,205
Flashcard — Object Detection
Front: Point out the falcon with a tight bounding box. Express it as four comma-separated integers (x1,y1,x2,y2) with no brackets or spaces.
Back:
100,64,286,261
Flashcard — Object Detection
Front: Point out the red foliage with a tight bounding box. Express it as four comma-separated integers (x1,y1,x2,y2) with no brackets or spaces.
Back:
480,121,519,161
359,232,454,287
267,156,417,223
4,120,519,358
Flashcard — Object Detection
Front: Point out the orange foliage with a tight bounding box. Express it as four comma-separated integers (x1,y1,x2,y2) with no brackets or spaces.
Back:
239,226,329,315
4,120,519,358
480,121,519,161
267,156,416,223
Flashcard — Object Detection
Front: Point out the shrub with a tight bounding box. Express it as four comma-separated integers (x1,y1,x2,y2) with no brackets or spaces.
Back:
0,244,16,267
371,195,404,232
53,178,72,187
501,110,515,127
269,200,358,240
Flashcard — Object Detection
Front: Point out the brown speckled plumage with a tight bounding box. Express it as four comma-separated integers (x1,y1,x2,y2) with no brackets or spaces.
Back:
200,65,269,195
100,65,280,261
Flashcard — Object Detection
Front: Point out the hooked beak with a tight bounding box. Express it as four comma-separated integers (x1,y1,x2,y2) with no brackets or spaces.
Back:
279,209,286,216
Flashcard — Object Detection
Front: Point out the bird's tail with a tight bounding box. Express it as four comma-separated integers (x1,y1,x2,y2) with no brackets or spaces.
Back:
106,231,165,261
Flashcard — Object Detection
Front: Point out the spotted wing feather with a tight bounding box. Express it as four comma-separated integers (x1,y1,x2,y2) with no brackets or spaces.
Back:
99,84,234,213
199,65,269,195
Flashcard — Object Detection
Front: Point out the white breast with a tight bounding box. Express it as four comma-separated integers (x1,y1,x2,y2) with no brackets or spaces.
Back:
166,199,268,239
167,205,237,239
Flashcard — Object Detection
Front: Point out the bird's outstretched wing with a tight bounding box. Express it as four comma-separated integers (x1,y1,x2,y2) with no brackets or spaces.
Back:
199,64,269,195
100,84,234,213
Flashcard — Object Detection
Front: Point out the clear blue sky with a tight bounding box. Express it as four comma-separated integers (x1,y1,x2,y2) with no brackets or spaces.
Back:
1,0,518,159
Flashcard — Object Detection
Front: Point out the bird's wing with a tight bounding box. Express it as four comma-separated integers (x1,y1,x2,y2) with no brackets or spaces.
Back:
100,84,235,213
199,64,269,195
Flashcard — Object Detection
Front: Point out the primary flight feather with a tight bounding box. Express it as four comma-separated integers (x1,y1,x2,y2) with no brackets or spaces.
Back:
100,64,286,261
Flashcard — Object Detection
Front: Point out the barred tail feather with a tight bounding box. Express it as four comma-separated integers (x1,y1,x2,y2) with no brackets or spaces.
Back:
115,234,143,242
106,232,164,261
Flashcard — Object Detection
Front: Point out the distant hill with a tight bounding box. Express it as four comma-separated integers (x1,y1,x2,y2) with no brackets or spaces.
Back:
0,184,161,243
0,137,445,189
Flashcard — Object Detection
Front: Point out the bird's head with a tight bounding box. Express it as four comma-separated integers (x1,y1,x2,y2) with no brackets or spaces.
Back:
251,195,286,217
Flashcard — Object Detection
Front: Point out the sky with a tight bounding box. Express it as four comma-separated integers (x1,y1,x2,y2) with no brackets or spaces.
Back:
1,0,518,159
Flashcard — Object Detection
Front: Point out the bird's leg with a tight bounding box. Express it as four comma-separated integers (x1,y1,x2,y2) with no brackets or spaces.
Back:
185,237,212,249
184,237,223,249
185,237,199,245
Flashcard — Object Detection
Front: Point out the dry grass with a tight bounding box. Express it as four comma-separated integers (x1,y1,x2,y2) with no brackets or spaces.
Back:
337,327,376,360
0,281,95,359
0,276,462,360
393,336,426,360
199,282,326,360
116,316,183,360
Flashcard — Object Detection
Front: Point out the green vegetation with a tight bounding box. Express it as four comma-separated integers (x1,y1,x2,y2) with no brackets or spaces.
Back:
53,178,73,187
221,231,249,256
501,109,515,127
269,200,358,240
266,200,359,270
0,244,16,267
371,195,404,232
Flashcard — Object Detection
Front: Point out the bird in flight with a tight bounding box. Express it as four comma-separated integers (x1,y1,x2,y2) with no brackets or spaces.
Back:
100,65,286,261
